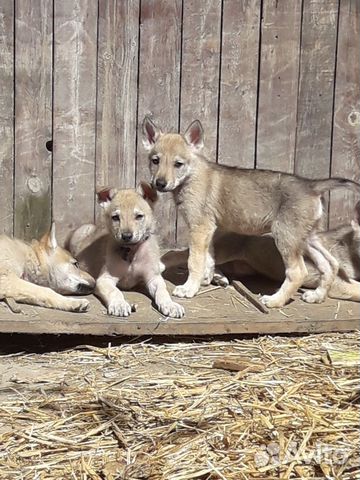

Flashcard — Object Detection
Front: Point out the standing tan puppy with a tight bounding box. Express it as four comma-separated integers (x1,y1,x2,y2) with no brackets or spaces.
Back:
0,223,94,312
142,116,360,308
69,183,185,318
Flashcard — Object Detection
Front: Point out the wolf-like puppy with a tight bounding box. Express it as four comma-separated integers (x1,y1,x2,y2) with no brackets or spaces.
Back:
69,183,184,318
0,223,94,312
162,202,360,302
142,116,360,308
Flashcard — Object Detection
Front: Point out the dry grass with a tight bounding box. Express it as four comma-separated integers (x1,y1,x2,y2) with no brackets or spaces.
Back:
0,332,359,479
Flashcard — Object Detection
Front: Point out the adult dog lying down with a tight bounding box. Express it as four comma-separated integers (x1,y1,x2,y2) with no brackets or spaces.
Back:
68,183,184,318
162,202,360,302
0,223,95,312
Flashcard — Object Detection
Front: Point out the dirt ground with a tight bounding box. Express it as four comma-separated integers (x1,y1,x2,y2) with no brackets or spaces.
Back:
0,331,359,479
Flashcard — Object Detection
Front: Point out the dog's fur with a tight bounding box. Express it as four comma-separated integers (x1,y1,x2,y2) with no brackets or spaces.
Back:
0,223,95,312
162,202,360,302
142,116,360,308
68,183,185,318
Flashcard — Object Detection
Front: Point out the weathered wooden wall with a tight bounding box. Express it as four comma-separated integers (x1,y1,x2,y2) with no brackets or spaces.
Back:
0,0,359,246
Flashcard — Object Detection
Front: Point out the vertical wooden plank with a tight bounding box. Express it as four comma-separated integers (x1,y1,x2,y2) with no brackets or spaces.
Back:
256,0,302,173
329,0,360,228
14,0,53,242
218,0,260,168
137,0,182,247
0,1,14,235
96,0,139,222
180,0,222,159
177,0,221,246
295,0,338,179
53,0,98,244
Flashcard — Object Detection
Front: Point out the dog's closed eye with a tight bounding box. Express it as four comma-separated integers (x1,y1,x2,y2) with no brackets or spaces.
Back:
174,160,184,168
135,213,144,220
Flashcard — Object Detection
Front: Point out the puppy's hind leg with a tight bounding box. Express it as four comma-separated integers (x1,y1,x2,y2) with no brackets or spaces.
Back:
328,278,360,302
302,234,339,304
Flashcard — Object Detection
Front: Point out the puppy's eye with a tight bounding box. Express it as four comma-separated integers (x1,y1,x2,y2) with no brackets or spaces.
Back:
151,155,160,165
111,213,120,221
174,160,184,168
135,213,144,221
72,261,79,268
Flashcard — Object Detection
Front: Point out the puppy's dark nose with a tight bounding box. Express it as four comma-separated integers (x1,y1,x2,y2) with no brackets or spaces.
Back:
121,232,133,242
77,283,94,295
155,178,167,191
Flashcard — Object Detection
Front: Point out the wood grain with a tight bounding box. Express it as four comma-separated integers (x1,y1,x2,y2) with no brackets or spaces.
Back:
257,0,302,173
14,0,53,242
218,0,260,168
52,0,98,244
137,0,182,247
96,0,140,222
180,0,222,159
295,0,338,179
0,1,14,235
329,0,360,228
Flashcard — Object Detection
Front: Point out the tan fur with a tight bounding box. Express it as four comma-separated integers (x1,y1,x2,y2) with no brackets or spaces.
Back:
0,224,95,312
69,183,185,318
162,209,360,302
143,116,360,308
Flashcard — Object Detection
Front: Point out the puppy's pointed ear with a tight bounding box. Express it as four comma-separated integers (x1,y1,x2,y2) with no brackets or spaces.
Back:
96,186,117,208
137,181,158,205
351,201,360,236
142,116,162,151
40,222,57,250
184,120,204,150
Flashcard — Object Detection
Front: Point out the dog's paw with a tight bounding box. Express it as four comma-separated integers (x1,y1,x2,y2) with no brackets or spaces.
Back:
260,293,286,309
158,301,185,318
70,298,90,312
302,289,326,304
107,299,132,317
212,272,230,288
173,281,199,298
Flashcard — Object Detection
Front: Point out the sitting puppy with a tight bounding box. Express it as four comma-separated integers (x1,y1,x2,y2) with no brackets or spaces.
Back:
68,183,185,318
162,202,360,302
0,223,94,312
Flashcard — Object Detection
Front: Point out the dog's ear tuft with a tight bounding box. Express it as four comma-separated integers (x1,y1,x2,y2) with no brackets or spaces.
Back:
40,222,58,250
137,181,158,204
96,186,117,208
142,116,161,151
184,120,204,150
355,201,360,225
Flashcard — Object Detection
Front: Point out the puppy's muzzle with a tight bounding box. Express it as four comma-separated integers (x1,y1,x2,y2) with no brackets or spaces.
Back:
76,279,95,295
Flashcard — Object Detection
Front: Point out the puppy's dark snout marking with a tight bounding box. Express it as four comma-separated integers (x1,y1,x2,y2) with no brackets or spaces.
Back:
155,178,167,190
121,232,133,242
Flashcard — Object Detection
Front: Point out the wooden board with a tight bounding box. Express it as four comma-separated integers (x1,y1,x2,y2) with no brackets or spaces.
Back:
0,283,358,336
0,0,14,235
136,0,182,247
14,0,53,242
218,0,260,168
295,0,338,179
329,0,360,228
256,0,302,172
177,0,222,245
52,0,98,244
96,0,139,222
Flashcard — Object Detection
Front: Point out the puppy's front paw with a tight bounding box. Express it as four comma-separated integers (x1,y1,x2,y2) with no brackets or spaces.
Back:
173,281,199,298
69,298,90,312
107,299,132,317
158,301,185,318
260,293,286,309
302,289,326,304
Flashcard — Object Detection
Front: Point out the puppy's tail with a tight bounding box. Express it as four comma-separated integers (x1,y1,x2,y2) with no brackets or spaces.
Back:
310,178,360,195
